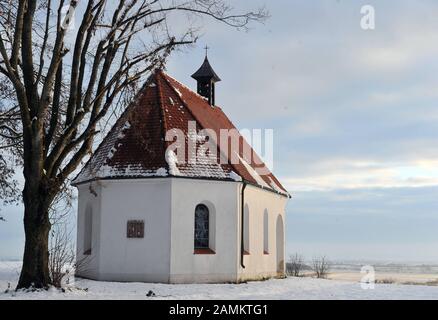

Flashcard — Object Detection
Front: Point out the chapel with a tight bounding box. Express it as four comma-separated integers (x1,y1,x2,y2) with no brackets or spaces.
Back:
73,55,290,283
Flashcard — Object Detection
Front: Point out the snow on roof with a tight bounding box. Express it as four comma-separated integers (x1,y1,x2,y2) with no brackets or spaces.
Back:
236,153,271,189
72,70,289,197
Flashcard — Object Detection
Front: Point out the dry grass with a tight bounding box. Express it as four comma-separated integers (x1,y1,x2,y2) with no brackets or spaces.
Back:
376,278,396,284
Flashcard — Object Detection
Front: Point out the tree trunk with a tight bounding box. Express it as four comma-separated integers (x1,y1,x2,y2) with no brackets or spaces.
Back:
16,183,52,289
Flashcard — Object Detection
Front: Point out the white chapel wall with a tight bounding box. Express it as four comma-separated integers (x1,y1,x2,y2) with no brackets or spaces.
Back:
94,179,172,282
76,178,288,284
169,178,240,284
238,185,288,282
76,182,102,279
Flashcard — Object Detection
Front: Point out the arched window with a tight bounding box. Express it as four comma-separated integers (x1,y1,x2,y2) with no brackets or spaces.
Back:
84,204,93,255
194,204,210,249
243,204,250,254
263,210,269,254
276,215,285,274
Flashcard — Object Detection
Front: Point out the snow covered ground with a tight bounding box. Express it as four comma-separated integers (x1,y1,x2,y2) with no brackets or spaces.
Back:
1,261,438,300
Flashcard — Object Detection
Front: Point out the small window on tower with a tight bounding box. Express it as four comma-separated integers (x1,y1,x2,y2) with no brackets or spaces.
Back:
127,220,145,239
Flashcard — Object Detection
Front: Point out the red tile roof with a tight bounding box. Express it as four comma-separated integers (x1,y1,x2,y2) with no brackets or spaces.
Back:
72,70,288,197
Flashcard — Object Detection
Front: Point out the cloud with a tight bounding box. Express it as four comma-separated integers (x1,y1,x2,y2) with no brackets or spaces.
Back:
185,1,438,203
286,185,438,261
281,158,438,191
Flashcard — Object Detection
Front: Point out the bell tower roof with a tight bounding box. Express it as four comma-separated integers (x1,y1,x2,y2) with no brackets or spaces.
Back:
191,56,221,83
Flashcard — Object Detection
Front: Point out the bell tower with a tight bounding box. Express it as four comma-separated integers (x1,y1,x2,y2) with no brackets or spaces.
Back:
191,47,221,106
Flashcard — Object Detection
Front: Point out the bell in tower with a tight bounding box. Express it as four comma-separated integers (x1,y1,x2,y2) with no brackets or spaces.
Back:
191,47,221,106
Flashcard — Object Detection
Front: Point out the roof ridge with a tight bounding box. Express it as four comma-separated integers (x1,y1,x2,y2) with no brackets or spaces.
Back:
155,72,171,158
159,71,203,131
161,72,219,105
161,73,287,194
159,72,238,180
160,71,245,181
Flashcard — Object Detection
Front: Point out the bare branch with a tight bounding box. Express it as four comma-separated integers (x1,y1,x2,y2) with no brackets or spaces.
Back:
312,256,331,279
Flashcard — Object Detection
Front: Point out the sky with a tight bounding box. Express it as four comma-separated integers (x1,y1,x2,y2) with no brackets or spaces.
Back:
2,0,438,263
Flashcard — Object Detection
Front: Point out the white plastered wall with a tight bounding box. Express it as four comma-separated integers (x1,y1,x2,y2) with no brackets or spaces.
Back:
169,178,240,284
76,182,102,280
77,179,172,282
237,184,288,282
76,178,288,284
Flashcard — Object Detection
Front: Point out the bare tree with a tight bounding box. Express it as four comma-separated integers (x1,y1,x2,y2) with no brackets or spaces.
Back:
49,223,74,288
286,253,305,277
49,205,95,289
47,190,77,289
0,0,268,289
312,256,331,279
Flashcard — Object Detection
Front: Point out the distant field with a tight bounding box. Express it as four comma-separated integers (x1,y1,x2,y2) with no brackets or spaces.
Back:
307,262,438,286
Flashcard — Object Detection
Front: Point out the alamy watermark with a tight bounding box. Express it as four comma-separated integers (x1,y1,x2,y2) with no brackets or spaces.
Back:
361,5,376,30
360,265,376,290
165,121,274,176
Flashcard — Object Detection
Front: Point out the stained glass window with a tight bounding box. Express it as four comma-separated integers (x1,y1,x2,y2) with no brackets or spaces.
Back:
194,204,209,249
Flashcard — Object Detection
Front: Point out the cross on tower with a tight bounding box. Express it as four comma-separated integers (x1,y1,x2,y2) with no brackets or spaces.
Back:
204,45,210,57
